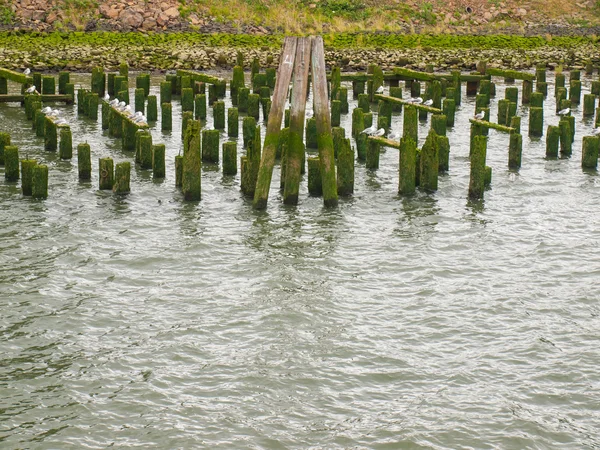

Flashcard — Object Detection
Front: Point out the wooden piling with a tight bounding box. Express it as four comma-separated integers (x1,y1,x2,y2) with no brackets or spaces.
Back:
556,88,567,113
113,162,131,194
147,95,157,121
306,117,317,148
545,125,560,158
231,66,245,106
134,88,145,113
443,98,456,127
403,105,418,144
592,81,600,96
136,73,150,97
161,102,172,131
583,94,596,117
181,111,193,142
99,157,114,190
307,157,322,195
411,80,421,98
222,141,237,175
508,132,522,169
378,100,392,131
152,144,166,178
182,119,202,200
569,80,581,105
160,81,172,104
59,127,72,160
337,138,354,196
4,146,18,181
332,127,345,159
238,87,250,113
0,132,10,165
175,155,183,187
42,76,55,95
469,135,487,199
559,118,572,156
529,107,543,137
44,118,58,151
31,164,48,199
331,100,341,127
227,107,239,137
139,134,153,169
431,114,447,136
212,101,225,129
21,159,37,195
351,107,364,139
202,129,220,163
88,93,99,120
530,92,544,108
247,93,260,120
420,129,439,192
582,136,600,169
77,143,91,180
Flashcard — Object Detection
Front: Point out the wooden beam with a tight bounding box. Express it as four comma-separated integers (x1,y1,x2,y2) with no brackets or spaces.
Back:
375,94,443,114
253,36,298,209
312,36,338,207
469,118,515,133
0,68,33,84
281,37,311,205
368,135,401,149
176,70,225,86
486,68,535,81
0,94,73,103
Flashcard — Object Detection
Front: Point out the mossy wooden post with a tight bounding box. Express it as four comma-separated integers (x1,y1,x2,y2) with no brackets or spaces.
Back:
251,56,260,81
113,162,131,194
307,157,322,195
559,118,572,156
139,134,153,169
222,142,237,175
0,132,10,165
529,107,543,137
166,74,177,94
450,71,461,106
44,117,57,152
466,79,478,96
91,67,104,97
522,79,532,104
311,37,338,207
181,111,193,142
0,76,7,94
175,155,183,187
331,100,341,127
212,101,225,130
431,114,446,136
420,129,439,192
369,65,384,102
119,62,129,78
134,88,145,113
101,101,110,129
536,81,548,97
581,135,600,169
193,93,205,120
570,69,581,81
378,100,392,131
583,94,596,117
366,138,380,170
238,87,249,113
352,107,364,139
546,125,560,158
99,157,114,190
353,80,365,98
202,129,220,163
332,127,345,159
443,98,455,127
555,72,565,94
570,80,581,105
508,132,522,169
399,136,417,195
530,92,543,108
338,86,349,114
497,99,509,126
505,86,518,105
147,95,157,121
469,135,487,199
276,127,289,160
228,107,239,137
160,81,172,105
31,164,48,199
59,126,72,160
161,102,172,131
231,66,245,106
58,71,70,95
242,125,261,196
476,94,489,110
356,133,367,161
411,80,421,98
357,93,370,113
592,81,600,96
77,143,91,180
42,76,55,95
77,89,87,114
88,93,99,120
182,119,202,200
136,73,150,97
331,66,341,100
306,117,317,149
181,75,191,91
389,86,403,113
403,105,418,144
248,93,260,120
181,87,194,113
152,144,165,178
364,112,373,130
21,159,37,196
114,75,126,97
253,36,296,206
106,73,115,97
4,146,19,181
556,88,567,113
438,135,450,172
243,116,256,148
585,60,594,75
337,138,354,196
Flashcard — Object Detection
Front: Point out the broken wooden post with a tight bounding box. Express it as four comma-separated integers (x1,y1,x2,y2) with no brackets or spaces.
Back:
182,119,202,200
99,157,114,190
469,135,487,199
113,161,131,194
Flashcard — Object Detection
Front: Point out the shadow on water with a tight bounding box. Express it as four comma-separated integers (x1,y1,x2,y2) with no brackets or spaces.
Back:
175,199,204,239
392,193,440,238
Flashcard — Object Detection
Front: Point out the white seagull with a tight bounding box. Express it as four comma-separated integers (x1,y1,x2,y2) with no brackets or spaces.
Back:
23,68,30,75
558,108,570,116
41,106,52,114
423,99,433,106
592,127,600,135
372,128,385,137
361,124,377,135
474,111,485,120
25,86,38,94
408,97,423,104
375,85,384,94
103,92,110,101
388,130,399,140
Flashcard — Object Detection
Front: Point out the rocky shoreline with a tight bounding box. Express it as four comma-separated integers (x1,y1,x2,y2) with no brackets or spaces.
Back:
0,39,598,74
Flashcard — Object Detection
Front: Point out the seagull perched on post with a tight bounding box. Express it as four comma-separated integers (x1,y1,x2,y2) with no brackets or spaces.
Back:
408,97,423,104
42,106,52,114
361,124,377,135
474,111,485,120
372,128,385,137
25,86,38,94
103,92,110,101
558,107,570,116
423,99,433,106
592,127,600,135
375,85,384,94
23,68,30,75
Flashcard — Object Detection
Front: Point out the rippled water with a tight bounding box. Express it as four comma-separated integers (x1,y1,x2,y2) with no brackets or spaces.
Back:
1,72,600,449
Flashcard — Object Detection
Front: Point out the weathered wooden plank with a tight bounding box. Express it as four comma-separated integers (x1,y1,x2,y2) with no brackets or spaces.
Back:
368,135,401,149
0,68,33,84
0,94,72,103
312,36,338,207
176,70,225,86
282,37,311,205
374,94,442,114
469,118,514,133
253,36,298,209
486,68,535,81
